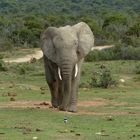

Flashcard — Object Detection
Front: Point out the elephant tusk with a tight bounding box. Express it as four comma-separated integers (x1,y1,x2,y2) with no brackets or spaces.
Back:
75,64,78,77
58,67,62,80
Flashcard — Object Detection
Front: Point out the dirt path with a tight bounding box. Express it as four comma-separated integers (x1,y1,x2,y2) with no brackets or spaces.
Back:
0,100,139,116
3,45,114,63
91,45,114,51
3,50,43,63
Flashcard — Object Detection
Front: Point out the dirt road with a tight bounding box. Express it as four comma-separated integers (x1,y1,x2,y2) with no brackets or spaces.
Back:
91,45,114,50
3,50,43,63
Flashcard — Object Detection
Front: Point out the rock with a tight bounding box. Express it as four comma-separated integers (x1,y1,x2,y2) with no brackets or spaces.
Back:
36,128,42,132
39,102,49,106
106,116,114,121
76,133,81,136
10,97,15,101
32,136,38,140
119,79,125,83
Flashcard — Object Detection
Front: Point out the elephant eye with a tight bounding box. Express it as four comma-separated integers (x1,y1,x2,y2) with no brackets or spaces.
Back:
73,40,78,46
77,50,80,55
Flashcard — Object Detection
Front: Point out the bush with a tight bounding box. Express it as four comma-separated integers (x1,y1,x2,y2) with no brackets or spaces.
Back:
0,39,13,51
0,54,3,59
85,43,140,62
100,69,115,88
122,36,140,47
0,60,8,71
135,64,140,74
17,63,34,75
18,66,26,75
90,65,117,88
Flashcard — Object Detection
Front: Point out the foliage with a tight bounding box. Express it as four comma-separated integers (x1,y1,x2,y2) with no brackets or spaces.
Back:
0,38,13,51
85,43,140,61
16,63,35,75
0,0,140,60
0,54,3,59
135,64,140,74
126,20,140,37
90,65,117,88
0,60,7,71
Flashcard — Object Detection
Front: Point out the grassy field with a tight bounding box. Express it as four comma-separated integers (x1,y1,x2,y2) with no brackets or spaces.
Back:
0,53,140,140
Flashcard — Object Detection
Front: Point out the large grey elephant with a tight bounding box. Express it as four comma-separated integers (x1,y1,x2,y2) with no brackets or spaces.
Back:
41,22,94,112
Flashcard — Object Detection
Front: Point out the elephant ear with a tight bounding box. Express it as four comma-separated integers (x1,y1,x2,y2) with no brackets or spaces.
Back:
73,22,94,59
41,27,58,63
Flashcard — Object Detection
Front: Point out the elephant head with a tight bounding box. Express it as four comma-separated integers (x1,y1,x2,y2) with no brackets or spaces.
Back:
41,22,94,111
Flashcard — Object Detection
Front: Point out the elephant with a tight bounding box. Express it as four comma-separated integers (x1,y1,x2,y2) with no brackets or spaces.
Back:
41,22,94,112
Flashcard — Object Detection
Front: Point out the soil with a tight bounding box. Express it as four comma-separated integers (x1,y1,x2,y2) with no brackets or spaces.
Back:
3,50,43,63
0,100,139,116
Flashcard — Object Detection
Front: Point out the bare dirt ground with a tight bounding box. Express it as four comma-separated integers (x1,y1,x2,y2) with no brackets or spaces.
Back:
3,45,114,63
0,100,138,116
91,45,114,51
3,50,43,63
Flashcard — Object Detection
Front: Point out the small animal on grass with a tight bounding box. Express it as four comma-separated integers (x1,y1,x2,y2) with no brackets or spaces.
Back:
41,22,94,112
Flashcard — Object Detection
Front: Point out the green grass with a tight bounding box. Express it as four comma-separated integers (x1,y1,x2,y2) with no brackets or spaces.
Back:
0,59,140,140
0,108,140,140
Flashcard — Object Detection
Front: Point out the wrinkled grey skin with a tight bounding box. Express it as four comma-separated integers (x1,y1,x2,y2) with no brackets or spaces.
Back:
41,22,94,112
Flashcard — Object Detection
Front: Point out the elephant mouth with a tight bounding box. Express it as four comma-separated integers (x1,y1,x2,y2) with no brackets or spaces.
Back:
58,64,78,80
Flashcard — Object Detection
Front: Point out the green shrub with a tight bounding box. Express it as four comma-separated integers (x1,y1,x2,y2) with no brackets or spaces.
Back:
0,39,13,51
90,66,117,88
100,69,115,88
122,36,140,47
17,63,34,75
18,66,26,75
135,64,140,74
0,54,3,59
0,60,7,71
85,43,140,62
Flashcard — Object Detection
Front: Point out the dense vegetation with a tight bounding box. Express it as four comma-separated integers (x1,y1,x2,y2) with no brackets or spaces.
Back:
0,0,140,60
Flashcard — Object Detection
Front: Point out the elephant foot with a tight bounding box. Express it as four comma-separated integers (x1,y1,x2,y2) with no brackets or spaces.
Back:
59,104,77,113
59,105,67,111
67,105,77,113
51,100,58,108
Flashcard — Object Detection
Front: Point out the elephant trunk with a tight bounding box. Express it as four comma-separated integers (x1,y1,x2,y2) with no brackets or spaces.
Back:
62,75,72,110
58,61,76,110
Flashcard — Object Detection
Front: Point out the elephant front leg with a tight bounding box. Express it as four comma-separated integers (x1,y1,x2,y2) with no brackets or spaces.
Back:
44,56,59,108
48,81,59,108
58,80,63,106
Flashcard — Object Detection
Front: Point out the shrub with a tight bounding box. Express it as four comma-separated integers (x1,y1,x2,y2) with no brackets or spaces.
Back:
85,43,140,62
100,69,114,88
0,39,13,51
19,66,26,75
90,66,117,88
0,54,3,59
135,64,140,74
0,60,8,71
17,63,34,75
122,36,140,47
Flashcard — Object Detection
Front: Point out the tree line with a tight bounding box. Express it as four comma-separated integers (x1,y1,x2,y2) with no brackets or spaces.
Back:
0,0,139,60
